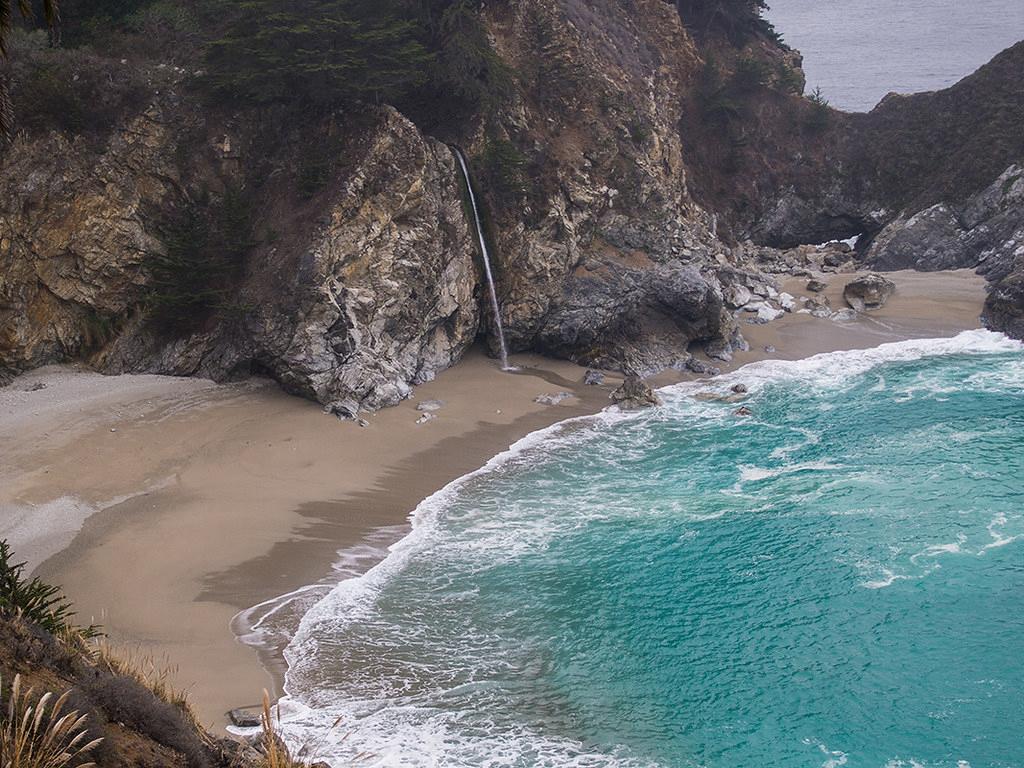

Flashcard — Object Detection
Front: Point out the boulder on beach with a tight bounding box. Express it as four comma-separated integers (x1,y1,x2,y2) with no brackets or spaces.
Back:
583,370,605,386
228,707,262,728
843,274,896,311
610,376,661,409
806,278,828,293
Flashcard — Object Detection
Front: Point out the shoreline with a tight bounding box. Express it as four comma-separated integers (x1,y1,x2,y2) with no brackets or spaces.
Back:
0,268,987,729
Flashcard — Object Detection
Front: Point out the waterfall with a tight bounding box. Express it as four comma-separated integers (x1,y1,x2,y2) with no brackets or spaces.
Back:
452,146,511,370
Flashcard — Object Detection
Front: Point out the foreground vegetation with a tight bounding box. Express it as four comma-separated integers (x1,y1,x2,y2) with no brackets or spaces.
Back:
0,674,102,768
0,539,352,766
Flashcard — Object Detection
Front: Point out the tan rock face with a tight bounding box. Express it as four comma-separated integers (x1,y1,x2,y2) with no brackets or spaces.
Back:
474,0,732,372
268,108,481,413
0,106,181,375
102,107,482,415
1,103,479,412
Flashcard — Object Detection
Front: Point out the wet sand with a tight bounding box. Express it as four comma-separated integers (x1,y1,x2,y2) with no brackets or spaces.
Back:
0,268,987,728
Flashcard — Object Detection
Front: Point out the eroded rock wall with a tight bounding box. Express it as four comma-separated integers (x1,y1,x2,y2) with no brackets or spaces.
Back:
101,107,482,414
473,0,736,373
0,106,184,377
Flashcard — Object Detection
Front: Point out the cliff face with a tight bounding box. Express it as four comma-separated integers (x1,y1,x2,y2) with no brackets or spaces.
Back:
0,106,182,375
474,0,732,373
2,0,749,402
736,41,1024,250
2,96,480,414
728,41,1024,337
99,107,481,415
2,3,1022,409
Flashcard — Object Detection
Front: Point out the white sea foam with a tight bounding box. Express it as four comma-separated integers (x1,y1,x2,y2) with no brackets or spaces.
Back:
243,695,661,768
802,739,848,768
660,329,1021,403
909,535,967,564
980,512,1024,553
738,460,842,483
862,568,909,590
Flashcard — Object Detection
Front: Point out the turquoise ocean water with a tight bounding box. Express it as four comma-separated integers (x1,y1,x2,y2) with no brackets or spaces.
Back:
266,331,1024,767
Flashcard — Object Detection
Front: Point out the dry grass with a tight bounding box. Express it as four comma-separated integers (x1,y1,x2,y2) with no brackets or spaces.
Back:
0,674,102,768
257,691,305,768
90,642,200,730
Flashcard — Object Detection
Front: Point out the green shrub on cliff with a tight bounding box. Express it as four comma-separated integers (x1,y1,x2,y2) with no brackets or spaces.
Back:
0,0,58,138
0,541,99,643
481,139,527,202
199,0,508,129
731,55,771,93
805,86,832,132
5,30,151,140
425,0,512,114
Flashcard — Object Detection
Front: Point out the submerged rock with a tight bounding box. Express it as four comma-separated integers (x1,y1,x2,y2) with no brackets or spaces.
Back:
610,376,661,409
416,399,445,412
843,274,896,311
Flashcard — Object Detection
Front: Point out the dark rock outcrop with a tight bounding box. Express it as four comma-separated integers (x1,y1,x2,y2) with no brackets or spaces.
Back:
864,165,1024,274
843,274,896,311
474,0,736,372
610,375,661,408
983,273,1024,338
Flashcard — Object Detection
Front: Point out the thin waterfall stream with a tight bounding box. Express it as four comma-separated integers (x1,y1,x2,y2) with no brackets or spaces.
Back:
452,147,511,370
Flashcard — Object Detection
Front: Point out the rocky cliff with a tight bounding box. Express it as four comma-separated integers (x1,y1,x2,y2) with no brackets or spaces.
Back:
1,84,480,413
2,3,1022,411
2,0,749,405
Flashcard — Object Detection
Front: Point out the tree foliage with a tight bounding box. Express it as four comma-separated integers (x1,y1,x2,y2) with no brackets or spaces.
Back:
0,540,100,641
203,0,432,108
0,0,59,138
674,0,775,44
145,186,255,333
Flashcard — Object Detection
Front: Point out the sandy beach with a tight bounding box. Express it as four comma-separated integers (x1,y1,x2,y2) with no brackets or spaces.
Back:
0,268,987,728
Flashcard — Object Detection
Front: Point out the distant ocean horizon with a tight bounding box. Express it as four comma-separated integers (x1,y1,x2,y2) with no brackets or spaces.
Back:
766,0,1024,111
